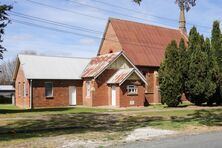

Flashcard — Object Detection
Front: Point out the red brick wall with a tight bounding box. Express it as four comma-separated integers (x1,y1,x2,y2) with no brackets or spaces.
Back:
119,80,145,107
93,69,118,106
32,80,83,108
98,22,162,104
138,67,161,104
15,65,30,109
82,79,93,106
145,71,155,103
98,22,122,55
82,69,118,107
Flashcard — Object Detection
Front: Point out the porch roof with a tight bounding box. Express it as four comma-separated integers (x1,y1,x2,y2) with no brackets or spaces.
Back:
107,68,146,85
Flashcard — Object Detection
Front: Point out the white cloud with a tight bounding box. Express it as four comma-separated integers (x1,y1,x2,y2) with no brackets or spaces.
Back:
79,38,96,45
6,34,32,43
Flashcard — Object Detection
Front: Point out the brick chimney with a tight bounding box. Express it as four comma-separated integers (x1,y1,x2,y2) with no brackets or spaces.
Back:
179,4,187,33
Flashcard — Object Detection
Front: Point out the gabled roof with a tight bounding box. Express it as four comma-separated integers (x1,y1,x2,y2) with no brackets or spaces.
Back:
107,68,134,85
107,68,146,85
13,54,91,80
82,52,121,78
99,18,188,67
82,51,148,85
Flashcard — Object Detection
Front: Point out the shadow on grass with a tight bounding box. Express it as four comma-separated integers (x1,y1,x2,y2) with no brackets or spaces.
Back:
171,109,222,126
0,107,74,114
0,109,222,142
0,112,163,141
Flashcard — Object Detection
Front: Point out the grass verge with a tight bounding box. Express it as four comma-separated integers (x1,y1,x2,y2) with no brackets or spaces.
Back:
0,104,221,147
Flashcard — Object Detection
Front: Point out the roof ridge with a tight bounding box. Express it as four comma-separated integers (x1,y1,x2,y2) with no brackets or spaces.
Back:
18,54,92,60
109,17,180,32
92,51,122,58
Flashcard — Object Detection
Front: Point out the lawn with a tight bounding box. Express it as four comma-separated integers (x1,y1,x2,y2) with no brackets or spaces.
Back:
0,104,222,147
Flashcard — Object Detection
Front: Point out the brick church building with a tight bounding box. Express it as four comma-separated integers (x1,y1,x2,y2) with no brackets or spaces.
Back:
97,17,187,104
13,8,187,109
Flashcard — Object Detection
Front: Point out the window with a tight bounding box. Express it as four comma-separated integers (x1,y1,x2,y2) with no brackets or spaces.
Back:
127,85,138,95
45,82,53,97
23,82,26,97
86,81,90,97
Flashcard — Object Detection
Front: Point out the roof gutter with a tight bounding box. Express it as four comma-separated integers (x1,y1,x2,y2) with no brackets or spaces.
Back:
29,79,33,110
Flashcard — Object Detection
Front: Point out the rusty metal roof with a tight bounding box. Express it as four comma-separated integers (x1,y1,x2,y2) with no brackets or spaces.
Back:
107,68,134,84
82,51,148,85
107,68,147,85
81,52,121,78
109,18,188,67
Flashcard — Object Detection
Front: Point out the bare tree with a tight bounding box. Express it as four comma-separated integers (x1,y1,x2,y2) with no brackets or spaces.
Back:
20,50,37,55
0,59,15,84
0,50,37,85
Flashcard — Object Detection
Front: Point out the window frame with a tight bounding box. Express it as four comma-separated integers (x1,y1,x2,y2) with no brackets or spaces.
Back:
45,82,53,98
18,82,21,97
23,82,26,97
127,85,138,95
86,81,91,97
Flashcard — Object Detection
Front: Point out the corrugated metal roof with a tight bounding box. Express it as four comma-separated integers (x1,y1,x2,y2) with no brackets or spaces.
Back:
110,18,188,67
18,54,91,79
82,52,121,78
107,68,134,84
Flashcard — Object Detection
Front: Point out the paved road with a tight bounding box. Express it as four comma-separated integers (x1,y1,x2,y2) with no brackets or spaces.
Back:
111,132,222,148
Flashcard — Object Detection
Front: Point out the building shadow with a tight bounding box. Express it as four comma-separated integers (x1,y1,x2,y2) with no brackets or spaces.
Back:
0,108,221,142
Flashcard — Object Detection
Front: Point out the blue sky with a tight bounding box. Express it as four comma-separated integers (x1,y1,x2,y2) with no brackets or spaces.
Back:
1,0,222,61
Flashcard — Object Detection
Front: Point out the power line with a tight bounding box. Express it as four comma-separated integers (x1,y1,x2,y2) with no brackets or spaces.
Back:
94,0,158,16
25,0,106,20
10,11,180,45
10,9,210,44
12,19,103,39
10,11,118,38
24,0,178,29
68,0,211,29
97,0,211,29
93,0,181,21
66,0,178,25
12,18,175,48
10,11,103,35
25,0,211,33
12,11,212,45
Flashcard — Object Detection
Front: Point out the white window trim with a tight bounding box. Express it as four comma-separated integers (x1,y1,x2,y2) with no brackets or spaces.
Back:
127,85,138,95
45,82,53,97
86,81,91,97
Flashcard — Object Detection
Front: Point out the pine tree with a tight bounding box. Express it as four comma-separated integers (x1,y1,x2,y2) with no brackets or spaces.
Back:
178,38,188,94
185,27,216,105
211,21,222,66
210,21,222,105
159,41,183,107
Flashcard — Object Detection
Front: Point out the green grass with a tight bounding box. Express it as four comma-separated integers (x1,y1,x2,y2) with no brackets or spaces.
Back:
0,105,118,118
0,104,221,147
0,104,20,110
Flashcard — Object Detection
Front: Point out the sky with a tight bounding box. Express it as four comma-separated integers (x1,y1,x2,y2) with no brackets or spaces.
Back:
1,0,222,61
